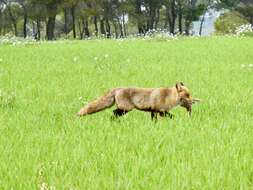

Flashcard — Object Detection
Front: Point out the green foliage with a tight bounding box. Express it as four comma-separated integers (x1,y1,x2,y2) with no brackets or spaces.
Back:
237,6,253,25
215,11,249,34
0,37,253,189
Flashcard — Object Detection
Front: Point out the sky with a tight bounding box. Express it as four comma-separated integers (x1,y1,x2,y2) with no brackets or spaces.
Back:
193,9,221,36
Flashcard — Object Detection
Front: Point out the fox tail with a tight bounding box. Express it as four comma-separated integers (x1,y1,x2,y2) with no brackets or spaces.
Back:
77,89,116,116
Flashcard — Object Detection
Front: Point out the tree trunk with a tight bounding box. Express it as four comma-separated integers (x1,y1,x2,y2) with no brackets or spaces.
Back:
147,9,151,31
185,20,191,35
250,16,253,25
22,5,28,38
167,0,176,34
199,12,205,36
136,1,145,34
64,8,68,35
199,1,210,36
164,17,168,29
94,16,98,37
178,8,183,34
100,18,106,36
171,0,176,34
32,21,35,38
78,19,84,39
13,22,18,36
36,18,41,40
122,12,127,37
71,5,76,38
150,9,156,30
23,13,27,38
154,8,160,30
6,5,18,36
105,18,111,38
167,11,173,33
117,17,123,38
138,24,144,34
0,11,2,35
112,21,118,38
84,20,90,38
46,14,56,40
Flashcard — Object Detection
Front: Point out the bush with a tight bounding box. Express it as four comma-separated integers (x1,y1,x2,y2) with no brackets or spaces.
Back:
215,11,249,34
235,24,253,36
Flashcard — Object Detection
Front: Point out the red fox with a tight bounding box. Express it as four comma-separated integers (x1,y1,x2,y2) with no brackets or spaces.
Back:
77,82,200,120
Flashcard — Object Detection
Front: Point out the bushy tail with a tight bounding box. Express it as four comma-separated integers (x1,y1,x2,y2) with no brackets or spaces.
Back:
77,89,116,116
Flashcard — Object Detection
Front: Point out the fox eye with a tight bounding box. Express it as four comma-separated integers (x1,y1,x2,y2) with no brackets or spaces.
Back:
185,93,190,97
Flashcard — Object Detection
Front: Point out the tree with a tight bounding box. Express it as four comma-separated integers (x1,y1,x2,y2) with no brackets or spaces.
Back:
215,11,249,34
62,0,79,38
237,0,253,25
199,0,214,36
29,0,64,40
0,2,4,35
0,0,229,39
164,0,177,34
76,0,90,39
181,0,206,35
28,0,47,40
16,0,29,38
217,0,253,25
0,0,22,36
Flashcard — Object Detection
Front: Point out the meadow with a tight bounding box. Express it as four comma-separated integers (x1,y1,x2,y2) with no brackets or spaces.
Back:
0,37,253,189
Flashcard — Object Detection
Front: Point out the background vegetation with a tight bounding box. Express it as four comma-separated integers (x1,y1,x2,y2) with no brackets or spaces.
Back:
0,0,252,39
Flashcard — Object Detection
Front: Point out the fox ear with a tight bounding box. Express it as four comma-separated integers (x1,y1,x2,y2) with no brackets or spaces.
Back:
176,82,184,91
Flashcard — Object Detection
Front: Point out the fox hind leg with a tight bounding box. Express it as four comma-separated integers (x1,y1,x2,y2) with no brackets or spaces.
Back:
111,109,129,120
113,109,128,117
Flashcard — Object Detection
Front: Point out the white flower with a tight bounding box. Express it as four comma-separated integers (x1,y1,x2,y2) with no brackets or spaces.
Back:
249,64,253,68
73,56,79,62
0,58,2,62
235,24,253,36
241,64,246,68
94,57,98,61
40,182,48,190
104,54,109,58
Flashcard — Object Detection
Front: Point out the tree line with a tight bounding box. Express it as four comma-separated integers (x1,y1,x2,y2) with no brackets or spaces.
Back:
0,0,252,40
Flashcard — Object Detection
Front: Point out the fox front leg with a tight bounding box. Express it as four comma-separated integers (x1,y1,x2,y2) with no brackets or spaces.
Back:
188,109,192,117
159,111,174,119
185,106,192,117
151,111,158,121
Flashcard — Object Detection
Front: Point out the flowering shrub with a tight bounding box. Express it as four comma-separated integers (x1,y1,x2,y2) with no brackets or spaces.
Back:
235,24,253,36
143,29,179,41
0,34,36,45
215,11,249,34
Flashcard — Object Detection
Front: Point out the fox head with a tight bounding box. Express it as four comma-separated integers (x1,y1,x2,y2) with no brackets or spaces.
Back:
175,82,200,113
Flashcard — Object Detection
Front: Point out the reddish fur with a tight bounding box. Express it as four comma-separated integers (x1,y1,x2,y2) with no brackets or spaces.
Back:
77,83,199,117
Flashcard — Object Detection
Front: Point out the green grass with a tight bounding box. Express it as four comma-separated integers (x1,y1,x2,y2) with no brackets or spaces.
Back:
0,37,253,190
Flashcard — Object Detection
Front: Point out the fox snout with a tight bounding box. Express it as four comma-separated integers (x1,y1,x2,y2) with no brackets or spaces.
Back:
181,98,201,106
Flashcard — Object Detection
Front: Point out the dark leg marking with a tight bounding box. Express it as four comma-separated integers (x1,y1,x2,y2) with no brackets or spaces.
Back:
112,109,128,118
159,111,174,119
151,111,158,121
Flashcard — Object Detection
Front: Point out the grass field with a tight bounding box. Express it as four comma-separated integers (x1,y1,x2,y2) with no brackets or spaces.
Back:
0,37,253,189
